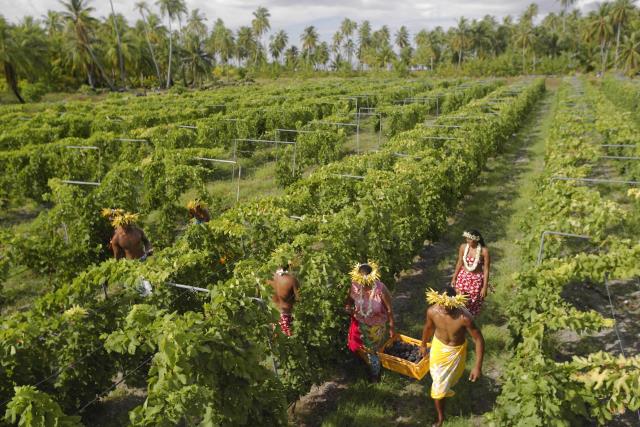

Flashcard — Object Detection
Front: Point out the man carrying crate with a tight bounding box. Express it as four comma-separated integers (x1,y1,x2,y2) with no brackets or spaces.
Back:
420,287,485,427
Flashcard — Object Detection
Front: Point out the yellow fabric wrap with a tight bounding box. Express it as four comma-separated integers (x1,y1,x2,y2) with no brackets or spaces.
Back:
429,336,467,399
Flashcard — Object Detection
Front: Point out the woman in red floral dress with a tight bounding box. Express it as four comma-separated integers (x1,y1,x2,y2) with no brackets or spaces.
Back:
450,230,490,316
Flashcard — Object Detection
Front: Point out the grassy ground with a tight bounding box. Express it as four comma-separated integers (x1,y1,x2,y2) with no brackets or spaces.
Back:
292,85,556,426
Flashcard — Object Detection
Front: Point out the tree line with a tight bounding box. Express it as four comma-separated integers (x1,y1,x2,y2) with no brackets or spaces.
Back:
1,0,639,102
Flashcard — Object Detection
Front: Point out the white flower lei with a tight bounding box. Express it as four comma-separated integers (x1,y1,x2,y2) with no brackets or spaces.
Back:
463,243,482,272
354,282,378,318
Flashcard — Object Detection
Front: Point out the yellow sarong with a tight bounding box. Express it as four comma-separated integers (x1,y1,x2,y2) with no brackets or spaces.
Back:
429,336,467,399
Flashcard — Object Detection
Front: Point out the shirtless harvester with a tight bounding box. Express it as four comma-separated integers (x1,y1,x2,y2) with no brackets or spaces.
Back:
102,209,153,261
268,263,300,336
420,287,485,427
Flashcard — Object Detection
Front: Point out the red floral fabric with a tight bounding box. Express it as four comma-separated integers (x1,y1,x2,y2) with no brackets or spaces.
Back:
454,256,485,316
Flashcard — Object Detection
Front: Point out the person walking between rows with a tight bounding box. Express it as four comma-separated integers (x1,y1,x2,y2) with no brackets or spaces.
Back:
187,199,211,224
451,230,490,316
268,262,300,337
345,262,396,382
421,287,485,427
102,209,153,261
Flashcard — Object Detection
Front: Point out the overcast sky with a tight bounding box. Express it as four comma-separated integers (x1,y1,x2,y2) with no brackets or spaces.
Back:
2,0,606,43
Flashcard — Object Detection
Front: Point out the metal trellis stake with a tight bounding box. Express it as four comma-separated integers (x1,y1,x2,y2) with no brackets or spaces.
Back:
536,231,591,265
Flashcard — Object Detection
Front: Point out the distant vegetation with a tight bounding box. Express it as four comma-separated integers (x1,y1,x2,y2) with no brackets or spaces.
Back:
1,0,640,102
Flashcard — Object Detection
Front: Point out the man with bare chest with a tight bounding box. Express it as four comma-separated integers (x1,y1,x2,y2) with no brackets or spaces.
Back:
421,287,485,427
105,211,153,261
268,264,300,336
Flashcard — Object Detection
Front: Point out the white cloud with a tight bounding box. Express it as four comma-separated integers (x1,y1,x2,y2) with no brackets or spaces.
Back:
1,0,604,43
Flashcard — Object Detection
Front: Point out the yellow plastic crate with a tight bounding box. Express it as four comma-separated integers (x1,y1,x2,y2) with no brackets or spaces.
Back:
377,334,431,380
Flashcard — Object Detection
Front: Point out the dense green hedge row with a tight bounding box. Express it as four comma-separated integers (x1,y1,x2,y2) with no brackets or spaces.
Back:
489,79,640,426
0,79,544,425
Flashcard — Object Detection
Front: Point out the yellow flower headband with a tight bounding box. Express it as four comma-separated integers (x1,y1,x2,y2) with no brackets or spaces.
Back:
425,288,468,309
111,212,139,228
187,199,207,211
101,208,125,219
350,261,381,286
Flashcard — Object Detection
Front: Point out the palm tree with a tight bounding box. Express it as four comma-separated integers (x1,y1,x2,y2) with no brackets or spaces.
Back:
236,26,255,66
513,23,535,74
60,0,114,89
186,8,207,38
315,41,330,70
251,6,270,66
0,17,46,102
108,0,126,87
557,0,577,33
620,31,640,75
451,17,471,66
331,30,343,60
611,0,635,68
156,0,186,88
103,14,132,85
395,26,410,50
284,45,299,70
135,1,162,86
586,3,614,74
301,26,318,68
181,31,211,87
357,20,371,69
269,30,287,64
43,11,63,36
340,18,357,65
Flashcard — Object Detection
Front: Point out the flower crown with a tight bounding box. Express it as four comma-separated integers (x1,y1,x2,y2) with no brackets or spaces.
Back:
110,212,139,228
425,288,468,309
101,208,125,219
187,199,207,211
350,261,381,286
463,231,480,241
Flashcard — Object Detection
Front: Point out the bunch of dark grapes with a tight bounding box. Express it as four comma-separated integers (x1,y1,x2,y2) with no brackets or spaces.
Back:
384,341,426,363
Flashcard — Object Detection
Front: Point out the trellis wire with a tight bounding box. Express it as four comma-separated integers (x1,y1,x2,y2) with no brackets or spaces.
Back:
60,180,101,186
0,284,197,410
420,136,461,141
536,231,591,265
600,155,640,160
332,173,365,180
423,124,463,129
551,176,640,186
600,144,635,148
112,138,149,143
193,157,241,202
393,152,422,160
77,354,155,413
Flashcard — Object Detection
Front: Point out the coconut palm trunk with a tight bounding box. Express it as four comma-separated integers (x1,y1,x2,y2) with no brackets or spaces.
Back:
3,61,24,103
87,44,115,90
109,0,126,87
601,40,607,74
166,19,173,88
140,10,162,86
615,24,621,68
